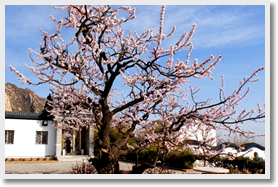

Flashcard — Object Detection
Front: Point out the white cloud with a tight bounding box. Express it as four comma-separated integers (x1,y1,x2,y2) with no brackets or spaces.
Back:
127,5,265,49
121,5,161,33
5,5,265,50
193,25,264,49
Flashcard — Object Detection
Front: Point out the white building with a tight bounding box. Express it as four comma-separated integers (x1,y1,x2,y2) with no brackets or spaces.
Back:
5,112,219,160
5,111,94,160
185,121,217,147
220,147,265,160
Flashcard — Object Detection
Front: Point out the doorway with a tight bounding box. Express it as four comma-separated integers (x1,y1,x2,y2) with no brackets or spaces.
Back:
62,128,87,155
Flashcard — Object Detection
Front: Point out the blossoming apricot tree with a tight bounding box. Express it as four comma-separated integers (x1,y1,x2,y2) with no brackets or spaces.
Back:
10,5,265,174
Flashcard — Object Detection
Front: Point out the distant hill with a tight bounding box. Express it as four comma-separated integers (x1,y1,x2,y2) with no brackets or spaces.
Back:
5,83,46,113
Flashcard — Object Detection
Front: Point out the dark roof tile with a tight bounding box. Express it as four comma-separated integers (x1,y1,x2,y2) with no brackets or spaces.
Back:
5,111,52,120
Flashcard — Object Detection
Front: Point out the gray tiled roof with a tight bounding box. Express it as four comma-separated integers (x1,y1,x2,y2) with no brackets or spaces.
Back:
5,111,52,120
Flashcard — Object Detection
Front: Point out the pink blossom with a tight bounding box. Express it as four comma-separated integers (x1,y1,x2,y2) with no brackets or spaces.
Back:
9,65,16,72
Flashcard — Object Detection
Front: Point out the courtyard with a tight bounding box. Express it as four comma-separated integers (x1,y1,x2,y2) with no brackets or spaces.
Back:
5,161,135,174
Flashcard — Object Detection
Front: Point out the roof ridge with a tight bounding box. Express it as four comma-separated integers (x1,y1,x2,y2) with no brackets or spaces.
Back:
5,111,52,120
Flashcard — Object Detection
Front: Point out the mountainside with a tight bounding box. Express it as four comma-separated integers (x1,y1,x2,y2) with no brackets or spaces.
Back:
5,83,46,113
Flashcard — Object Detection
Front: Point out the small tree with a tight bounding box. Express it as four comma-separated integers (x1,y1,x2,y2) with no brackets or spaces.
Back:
10,5,265,174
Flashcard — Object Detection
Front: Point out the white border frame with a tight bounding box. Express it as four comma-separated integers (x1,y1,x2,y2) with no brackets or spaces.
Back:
1,0,270,180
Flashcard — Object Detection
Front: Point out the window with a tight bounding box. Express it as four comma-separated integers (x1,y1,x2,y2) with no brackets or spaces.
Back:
5,130,14,144
36,131,48,144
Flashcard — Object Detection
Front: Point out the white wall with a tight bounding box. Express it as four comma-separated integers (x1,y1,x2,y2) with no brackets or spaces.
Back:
184,121,217,146
5,119,56,158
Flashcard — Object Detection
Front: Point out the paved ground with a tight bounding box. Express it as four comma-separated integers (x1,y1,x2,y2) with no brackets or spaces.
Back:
5,161,135,174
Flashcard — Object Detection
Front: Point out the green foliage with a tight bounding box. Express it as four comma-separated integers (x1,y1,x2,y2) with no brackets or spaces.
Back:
120,147,196,169
213,156,265,174
164,150,195,169
94,127,139,149
134,148,195,169
138,148,158,164
94,126,196,170
109,128,124,142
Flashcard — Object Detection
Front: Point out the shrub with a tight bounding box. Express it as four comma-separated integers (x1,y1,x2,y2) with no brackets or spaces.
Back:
213,156,265,174
138,148,158,164
49,157,57,161
120,148,196,169
69,160,98,174
164,150,195,169
39,157,46,161
25,158,32,161
143,167,176,174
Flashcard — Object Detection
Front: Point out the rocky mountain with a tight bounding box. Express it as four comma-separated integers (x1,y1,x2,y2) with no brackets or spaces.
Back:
5,83,46,113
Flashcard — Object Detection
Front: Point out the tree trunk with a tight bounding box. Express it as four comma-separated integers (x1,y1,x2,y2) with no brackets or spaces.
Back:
90,98,138,173
90,101,122,174
89,154,120,174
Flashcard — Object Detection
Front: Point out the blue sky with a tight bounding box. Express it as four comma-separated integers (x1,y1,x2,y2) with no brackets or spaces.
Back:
5,5,266,145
